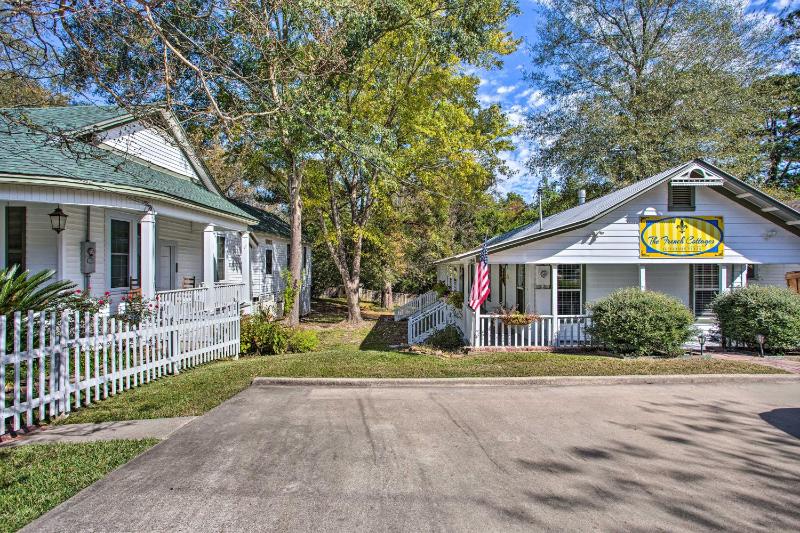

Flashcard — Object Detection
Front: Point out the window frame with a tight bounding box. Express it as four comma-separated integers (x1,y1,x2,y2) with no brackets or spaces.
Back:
5,206,26,272
108,217,134,290
692,264,719,316
668,185,696,211
264,248,274,276
498,264,506,306
515,264,525,311
214,235,226,282
557,264,583,316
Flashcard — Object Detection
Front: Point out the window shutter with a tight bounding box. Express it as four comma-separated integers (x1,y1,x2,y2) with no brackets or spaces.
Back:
669,186,695,210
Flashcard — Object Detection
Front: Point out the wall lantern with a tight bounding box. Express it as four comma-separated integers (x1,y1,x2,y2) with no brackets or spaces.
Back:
48,206,68,234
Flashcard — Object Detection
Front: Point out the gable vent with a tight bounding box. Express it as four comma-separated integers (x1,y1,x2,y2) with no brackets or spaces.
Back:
670,185,695,210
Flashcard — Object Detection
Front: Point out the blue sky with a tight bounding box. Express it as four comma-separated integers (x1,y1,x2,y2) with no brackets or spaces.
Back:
481,0,798,202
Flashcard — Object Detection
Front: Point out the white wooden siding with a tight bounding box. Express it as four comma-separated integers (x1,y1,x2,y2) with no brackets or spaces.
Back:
157,216,203,289
585,264,639,303
98,121,199,180
643,264,690,306
490,183,800,265
752,263,800,288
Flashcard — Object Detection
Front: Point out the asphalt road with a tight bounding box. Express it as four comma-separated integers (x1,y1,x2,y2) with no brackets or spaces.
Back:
26,381,800,532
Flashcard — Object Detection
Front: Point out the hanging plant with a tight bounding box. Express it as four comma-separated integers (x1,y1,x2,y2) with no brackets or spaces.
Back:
497,306,540,326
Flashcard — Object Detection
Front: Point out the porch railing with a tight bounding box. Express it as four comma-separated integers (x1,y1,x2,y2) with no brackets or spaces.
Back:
394,290,440,321
408,300,458,344
474,314,593,349
155,283,247,317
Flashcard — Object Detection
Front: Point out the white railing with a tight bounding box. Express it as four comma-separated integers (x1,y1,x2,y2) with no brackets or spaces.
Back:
156,283,247,317
476,315,554,348
394,290,440,321
473,314,593,349
407,300,458,344
0,300,240,436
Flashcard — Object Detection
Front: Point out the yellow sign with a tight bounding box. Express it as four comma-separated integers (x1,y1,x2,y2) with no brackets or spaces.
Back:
639,216,724,258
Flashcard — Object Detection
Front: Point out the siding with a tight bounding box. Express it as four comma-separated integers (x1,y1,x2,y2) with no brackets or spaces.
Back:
98,121,199,180
644,264,690,306
158,216,203,289
752,264,800,288
490,183,800,265
585,264,639,303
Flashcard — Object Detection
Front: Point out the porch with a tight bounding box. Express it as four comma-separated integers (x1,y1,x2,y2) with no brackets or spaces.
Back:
0,189,255,312
409,261,797,349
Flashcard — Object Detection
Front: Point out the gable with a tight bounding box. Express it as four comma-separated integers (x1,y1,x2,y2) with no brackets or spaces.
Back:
96,121,200,180
489,182,800,265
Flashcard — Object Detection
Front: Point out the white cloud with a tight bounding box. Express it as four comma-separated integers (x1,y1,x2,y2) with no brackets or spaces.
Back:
495,84,519,95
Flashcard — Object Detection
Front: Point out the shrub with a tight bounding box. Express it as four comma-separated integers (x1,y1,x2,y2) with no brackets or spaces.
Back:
0,266,75,316
446,291,464,309
711,286,800,354
586,288,695,357
240,314,289,355
425,325,464,351
432,282,450,298
287,329,319,353
115,293,158,325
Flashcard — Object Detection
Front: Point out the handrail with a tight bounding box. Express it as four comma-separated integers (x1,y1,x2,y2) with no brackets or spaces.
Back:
394,289,440,321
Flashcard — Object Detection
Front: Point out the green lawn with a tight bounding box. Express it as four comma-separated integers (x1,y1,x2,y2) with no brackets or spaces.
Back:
48,298,783,425
0,440,157,533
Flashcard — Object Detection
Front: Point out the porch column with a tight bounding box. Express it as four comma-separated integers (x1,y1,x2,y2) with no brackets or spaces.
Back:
203,224,216,287
140,210,156,299
719,264,728,293
551,264,559,345
240,231,251,302
639,264,646,291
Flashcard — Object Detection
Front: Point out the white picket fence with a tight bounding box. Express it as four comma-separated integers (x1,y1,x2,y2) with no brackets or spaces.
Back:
0,296,240,436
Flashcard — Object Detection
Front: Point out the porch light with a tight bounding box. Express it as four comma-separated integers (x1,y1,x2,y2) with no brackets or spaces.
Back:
755,333,765,357
48,206,68,234
697,332,706,358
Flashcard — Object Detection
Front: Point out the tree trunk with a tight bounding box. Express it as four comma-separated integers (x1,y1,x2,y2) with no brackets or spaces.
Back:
381,280,393,310
344,280,362,322
286,162,303,326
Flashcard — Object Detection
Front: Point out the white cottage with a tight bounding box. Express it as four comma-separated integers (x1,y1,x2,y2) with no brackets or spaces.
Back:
0,105,311,314
414,160,800,348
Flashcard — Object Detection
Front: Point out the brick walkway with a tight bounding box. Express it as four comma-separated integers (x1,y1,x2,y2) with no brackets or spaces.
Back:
710,353,800,374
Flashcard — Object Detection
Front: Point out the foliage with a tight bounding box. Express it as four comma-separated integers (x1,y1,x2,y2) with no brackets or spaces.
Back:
53,289,110,316
240,315,289,356
115,293,157,325
286,329,319,353
424,325,464,351
711,286,800,354
432,282,450,298
0,440,157,533
587,288,695,357
754,74,800,189
446,291,464,310
0,71,68,108
497,306,540,326
0,266,75,317
526,0,781,188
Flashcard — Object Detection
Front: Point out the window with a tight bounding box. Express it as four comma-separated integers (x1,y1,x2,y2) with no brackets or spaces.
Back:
669,185,695,211
557,264,583,315
5,206,25,271
498,264,507,305
693,264,719,315
516,264,525,311
214,235,226,282
287,244,291,268
303,246,307,270
264,248,273,275
110,219,130,288
746,264,759,282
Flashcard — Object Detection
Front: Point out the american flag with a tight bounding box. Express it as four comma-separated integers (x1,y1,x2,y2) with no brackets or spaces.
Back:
469,241,490,311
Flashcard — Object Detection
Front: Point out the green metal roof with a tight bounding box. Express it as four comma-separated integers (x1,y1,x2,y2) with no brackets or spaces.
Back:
230,199,292,239
0,107,253,221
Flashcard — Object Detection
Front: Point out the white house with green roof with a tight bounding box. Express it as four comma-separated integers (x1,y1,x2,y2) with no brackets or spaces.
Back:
0,105,311,314
406,159,800,348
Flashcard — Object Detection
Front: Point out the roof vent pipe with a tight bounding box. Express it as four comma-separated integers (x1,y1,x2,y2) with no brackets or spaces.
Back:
578,189,586,205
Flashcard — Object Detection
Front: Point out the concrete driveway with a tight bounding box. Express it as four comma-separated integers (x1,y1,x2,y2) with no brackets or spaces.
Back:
26,381,800,532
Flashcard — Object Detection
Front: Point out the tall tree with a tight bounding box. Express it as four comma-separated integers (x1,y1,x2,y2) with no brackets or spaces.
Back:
304,10,516,321
755,74,799,189
525,0,779,188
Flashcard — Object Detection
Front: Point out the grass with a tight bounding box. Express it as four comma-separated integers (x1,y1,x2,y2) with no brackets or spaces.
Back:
50,297,784,425
0,439,157,533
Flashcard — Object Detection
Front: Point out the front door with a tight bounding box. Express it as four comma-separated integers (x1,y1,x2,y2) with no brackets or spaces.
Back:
157,243,177,291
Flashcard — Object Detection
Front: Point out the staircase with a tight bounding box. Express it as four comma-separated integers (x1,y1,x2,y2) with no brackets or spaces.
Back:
407,300,460,344
393,290,440,321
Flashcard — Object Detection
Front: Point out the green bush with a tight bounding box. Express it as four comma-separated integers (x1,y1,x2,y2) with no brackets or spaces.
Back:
240,314,289,355
287,329,319,353
711,286,800,354
425,325,464,351
586,288,695,357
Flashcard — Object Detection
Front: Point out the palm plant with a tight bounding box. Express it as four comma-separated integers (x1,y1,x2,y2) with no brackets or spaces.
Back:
0,266,75,316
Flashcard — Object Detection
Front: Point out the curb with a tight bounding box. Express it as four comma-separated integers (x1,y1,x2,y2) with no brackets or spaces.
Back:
252,374,800,388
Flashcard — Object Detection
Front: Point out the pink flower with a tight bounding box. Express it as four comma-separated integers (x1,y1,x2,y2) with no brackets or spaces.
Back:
104,291,110,296
75,290,82,294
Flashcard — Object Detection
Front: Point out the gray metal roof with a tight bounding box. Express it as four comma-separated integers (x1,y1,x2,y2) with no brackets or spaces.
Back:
436,159,800,263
